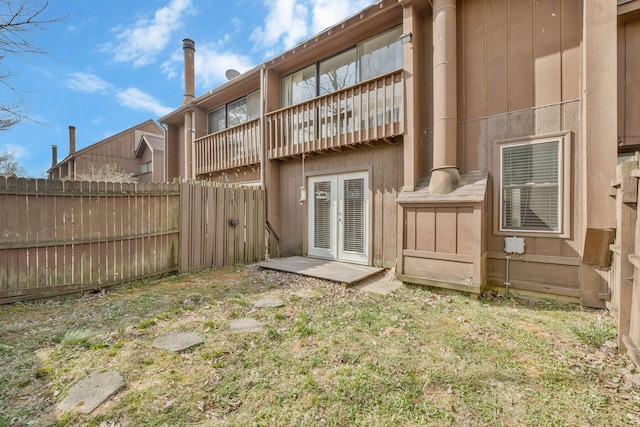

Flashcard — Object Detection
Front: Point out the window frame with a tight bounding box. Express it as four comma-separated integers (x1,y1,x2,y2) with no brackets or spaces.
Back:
281,25,403,108
206,90,260,134
494,132,572,238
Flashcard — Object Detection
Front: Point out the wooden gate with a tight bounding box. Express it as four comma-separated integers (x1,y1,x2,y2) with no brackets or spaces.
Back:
178,180,265,272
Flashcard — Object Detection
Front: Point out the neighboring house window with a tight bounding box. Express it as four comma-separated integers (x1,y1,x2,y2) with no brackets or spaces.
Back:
282,26,402,107
207,90,260,134
141,161,152,173
500,138,563,233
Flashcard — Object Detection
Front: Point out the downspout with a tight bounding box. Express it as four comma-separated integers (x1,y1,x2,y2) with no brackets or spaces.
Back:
428,0,461,194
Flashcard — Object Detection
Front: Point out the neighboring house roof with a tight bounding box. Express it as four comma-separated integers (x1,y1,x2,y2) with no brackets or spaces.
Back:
135,133,165,159
48,119,164,174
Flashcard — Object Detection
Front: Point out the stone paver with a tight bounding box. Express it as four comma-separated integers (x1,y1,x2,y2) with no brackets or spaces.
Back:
294,289,323,299
354,277,404,295
152,331,203,352
57,370,125,414
252,297,284,308
230,318,264,332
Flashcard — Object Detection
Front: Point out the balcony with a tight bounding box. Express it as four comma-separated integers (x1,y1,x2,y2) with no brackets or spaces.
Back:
266,70,404,159
194,118,260,176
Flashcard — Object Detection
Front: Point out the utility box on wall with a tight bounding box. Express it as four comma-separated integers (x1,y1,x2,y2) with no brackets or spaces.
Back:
504,236,525,254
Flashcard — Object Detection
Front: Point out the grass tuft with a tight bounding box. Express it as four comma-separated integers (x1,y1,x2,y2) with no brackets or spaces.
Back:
60,329,95,348
570,321,616,347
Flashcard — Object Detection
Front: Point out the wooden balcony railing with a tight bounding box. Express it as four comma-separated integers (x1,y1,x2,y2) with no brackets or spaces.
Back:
266,70,404,159
194,118,260,176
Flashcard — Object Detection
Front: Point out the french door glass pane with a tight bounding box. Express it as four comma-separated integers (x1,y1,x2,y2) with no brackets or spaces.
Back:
313,181,332,249
342,178,365,253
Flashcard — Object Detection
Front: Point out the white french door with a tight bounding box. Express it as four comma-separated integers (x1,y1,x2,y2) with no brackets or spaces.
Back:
308,171,369,264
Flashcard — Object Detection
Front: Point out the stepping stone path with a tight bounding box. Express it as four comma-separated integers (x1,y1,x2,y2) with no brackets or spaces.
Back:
252,297,285,308
57,370,125,414
294,289,323,299
152,331,203,352
230,318,264,332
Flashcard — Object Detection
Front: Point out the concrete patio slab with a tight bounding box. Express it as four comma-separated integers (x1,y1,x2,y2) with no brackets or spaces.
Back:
258,256,384,285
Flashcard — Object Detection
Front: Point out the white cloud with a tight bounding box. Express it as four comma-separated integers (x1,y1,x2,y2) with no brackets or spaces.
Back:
1,144,30,160
195,42,255,89
250,0,375,59
310,0,373,34
66,73,113,94
107,0,193,67
115,88,173,117
250,0,309,56
161,39,255,92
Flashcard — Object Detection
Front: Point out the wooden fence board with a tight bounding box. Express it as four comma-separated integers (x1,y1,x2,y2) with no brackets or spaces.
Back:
0,177,263,303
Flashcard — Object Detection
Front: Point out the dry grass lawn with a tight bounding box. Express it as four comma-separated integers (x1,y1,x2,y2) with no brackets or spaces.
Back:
1,265,639,426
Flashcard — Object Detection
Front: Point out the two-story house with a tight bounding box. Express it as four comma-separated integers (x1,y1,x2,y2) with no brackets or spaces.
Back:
48,120,166,183
161,0,634,308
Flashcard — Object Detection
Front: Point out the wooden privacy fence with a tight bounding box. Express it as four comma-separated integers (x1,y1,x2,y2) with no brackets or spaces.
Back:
178,180,265,272
0,177,265,304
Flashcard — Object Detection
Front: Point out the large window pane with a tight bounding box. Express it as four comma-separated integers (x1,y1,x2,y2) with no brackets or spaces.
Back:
319,49,357,96
501,140,560,232
359,26,403,81
208,107,226,133
227,97,247,128
247,90,260,121
283,65,316,107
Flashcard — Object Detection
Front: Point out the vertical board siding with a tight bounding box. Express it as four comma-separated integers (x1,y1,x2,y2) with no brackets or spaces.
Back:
0,177,264,304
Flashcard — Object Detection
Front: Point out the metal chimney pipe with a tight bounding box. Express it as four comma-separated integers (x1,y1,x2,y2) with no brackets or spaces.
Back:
429,0,461,194
68,126,76,154
51,145,58,167
182,38,195,104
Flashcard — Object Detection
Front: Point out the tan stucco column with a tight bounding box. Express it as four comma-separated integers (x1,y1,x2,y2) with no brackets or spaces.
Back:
580,0,617,307
428,0,460,195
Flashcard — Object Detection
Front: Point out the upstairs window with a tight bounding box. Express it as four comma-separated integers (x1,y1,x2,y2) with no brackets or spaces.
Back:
282,26,402,107
283,65,316,107
359,26,402,81
319,48,357,96
500,138,562,233
207,90,260,134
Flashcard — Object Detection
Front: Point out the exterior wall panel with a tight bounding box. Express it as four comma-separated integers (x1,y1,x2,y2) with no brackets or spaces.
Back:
278,143,403,268
458,0,584,297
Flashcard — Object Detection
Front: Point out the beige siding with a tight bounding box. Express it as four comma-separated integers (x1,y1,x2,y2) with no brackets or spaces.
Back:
619,18,640,148
278,143,403,267
459,0,581,123
458,0,584,296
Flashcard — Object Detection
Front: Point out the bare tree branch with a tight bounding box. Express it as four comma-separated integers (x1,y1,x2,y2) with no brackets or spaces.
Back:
0,1,66,130
75,163,138,183
0,147,26,176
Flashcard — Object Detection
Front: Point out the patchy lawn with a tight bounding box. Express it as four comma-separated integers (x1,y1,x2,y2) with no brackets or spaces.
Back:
0,266,639,426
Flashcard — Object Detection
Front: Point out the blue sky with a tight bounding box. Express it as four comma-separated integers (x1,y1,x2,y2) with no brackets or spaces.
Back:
1,0,374,178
